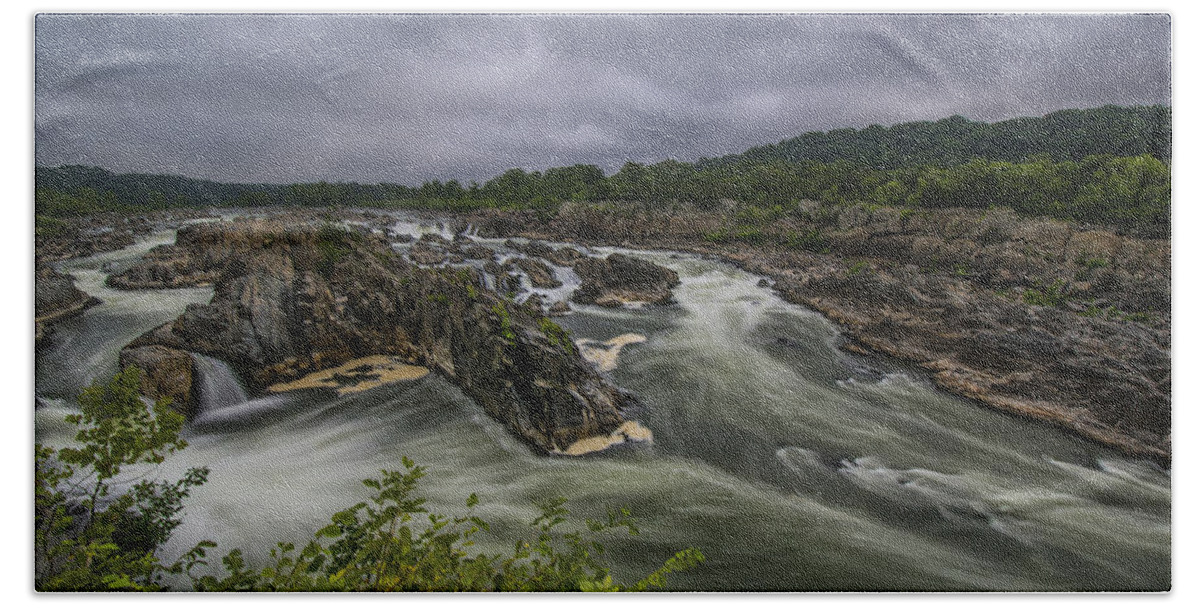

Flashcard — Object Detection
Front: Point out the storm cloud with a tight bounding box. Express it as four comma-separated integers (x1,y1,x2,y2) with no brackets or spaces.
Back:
34,13,1171,184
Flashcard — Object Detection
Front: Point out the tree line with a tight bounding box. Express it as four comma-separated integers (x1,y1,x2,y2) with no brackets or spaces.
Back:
35,105,1171,234
699,104,1170,169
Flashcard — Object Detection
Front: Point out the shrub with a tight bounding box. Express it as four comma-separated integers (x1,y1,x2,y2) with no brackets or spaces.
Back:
35,368,210,591
183,459,704,591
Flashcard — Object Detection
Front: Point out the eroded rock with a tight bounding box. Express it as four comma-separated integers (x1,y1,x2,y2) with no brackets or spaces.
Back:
121,220,636,453
35,263,101,345
571,253,680,307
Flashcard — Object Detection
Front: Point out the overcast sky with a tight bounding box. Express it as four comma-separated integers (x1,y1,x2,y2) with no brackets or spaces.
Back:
34,13,1171,185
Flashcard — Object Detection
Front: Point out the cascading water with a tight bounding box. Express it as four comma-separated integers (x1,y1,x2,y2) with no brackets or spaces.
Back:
191,354,249,413
33,213,1170,591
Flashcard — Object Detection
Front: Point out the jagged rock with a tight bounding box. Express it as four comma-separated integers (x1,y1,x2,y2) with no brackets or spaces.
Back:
545,247,586,267
408,241,447,265
35,209,214,262
466,204,1171,463
505,239,555,258
107,244,223,289
418,232,452,245
35,262,101,345
119,345,196,417
524,293,547,314
512,257,562,288
461,244,497,261
548,301,571,316
121,220,634,453
571,253,680,307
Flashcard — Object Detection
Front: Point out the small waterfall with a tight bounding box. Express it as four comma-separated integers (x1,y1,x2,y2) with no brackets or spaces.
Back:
192,353,249,412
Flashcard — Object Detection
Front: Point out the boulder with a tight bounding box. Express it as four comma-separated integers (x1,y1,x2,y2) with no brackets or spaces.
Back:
35,263,101,345
119,346,197,418
546,247,586,267
512,257,562,288
461,244,497,261
548,300,571,316
408,241,447,265
571,253,680,307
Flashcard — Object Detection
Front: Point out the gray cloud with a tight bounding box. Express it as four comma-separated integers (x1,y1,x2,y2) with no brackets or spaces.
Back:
35,13,1171,184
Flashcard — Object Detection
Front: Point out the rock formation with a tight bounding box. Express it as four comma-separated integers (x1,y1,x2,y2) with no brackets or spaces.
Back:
571,253,681,307
35,263,101,345
120,220,636,453
511,257,562,288
466,204,1171,463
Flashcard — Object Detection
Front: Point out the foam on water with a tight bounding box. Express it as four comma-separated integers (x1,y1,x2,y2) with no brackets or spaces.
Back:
34,220,1171,591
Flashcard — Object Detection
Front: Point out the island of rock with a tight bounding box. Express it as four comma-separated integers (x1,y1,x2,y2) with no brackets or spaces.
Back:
116,220,644,454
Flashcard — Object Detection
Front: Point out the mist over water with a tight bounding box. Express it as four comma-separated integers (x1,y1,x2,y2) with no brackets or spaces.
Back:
34,216,1170,591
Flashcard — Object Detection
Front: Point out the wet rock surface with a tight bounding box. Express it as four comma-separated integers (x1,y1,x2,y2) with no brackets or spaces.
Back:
35,209,214,262
467,204,1171,463
571,253,681,307
35,263,101,345
119,345,197,417
120,220,633,453
511,257,562,288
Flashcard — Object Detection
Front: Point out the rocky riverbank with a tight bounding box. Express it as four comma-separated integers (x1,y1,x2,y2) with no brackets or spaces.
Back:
35,263,101,346
35,209,217,262
464,203,1171,464
117,219,643,454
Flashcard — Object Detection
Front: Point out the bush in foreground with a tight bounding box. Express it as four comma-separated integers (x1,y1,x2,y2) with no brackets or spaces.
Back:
37,369,703,592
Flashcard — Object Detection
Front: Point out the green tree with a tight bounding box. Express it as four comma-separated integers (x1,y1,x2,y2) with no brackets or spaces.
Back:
35,367,210,591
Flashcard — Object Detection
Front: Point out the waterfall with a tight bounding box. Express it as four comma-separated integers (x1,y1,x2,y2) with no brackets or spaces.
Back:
192,353,249,412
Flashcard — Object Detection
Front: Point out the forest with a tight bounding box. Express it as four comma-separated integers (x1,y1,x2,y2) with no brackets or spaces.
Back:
35,105,1171,236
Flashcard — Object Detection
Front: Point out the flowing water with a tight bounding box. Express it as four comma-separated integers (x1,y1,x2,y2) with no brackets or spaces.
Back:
34,216,1171,591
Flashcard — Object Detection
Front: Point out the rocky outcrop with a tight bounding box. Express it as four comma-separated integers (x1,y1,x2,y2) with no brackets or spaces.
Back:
408,240,447,265
571,253,680,307
35,209,215,262
108,244,221,289
460,244,497,261
466,204,1171,463
511,257,562,288
119,345,197,417
35,263,101,345
120,220,635,453
545,246,586,267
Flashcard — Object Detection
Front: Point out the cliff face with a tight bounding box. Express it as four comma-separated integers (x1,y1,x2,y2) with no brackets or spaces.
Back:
121,220,631,453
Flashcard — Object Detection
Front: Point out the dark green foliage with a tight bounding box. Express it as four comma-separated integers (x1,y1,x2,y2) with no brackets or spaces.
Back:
35,106,1170,234
35,214,71,238
182,459,703,591
35,368,210,591
36,373,703,593
701,105,1171,170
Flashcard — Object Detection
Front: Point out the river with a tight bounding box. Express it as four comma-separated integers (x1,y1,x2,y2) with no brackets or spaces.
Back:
33,214,1170,591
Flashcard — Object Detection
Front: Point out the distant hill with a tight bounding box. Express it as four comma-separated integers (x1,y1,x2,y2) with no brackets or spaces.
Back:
34,165,412,215
35,165,254,207
698,105,1171,170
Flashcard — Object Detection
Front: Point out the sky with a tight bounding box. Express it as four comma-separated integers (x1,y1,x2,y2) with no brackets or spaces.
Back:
34,13,1172,185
